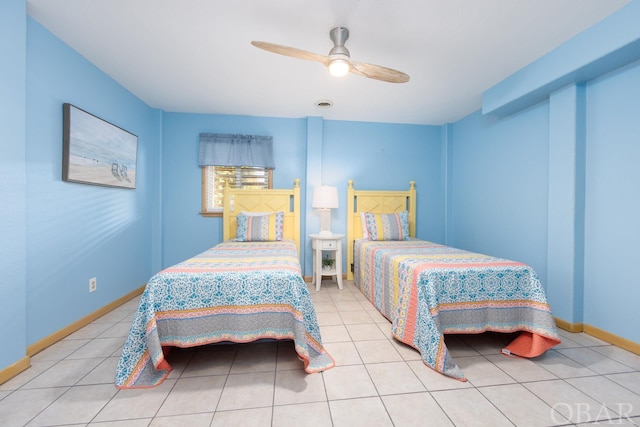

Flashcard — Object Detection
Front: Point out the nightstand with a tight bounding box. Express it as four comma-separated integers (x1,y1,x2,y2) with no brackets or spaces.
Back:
310,233,344,291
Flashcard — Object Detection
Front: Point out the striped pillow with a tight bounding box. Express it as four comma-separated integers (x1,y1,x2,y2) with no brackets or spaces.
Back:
235,211,284,242
363,211,409,241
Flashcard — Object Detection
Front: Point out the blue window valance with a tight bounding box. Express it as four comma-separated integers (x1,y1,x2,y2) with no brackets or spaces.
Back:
199,133,275,169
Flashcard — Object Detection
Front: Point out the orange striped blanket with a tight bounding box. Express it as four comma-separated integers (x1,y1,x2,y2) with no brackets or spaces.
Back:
354,239,560,380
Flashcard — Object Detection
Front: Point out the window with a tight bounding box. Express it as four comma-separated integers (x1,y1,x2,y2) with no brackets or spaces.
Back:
198,132,275,216
201,166,273,216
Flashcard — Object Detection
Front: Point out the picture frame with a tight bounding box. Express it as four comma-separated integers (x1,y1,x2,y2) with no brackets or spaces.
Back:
62,103,138,189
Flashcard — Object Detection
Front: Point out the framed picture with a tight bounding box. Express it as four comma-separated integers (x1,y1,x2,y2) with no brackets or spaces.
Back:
62,103,138,189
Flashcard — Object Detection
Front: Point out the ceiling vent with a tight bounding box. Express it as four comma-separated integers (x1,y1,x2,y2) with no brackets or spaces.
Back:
315,100,333,108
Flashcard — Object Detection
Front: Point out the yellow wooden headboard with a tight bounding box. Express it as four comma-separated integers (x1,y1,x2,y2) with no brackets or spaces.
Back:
222,179,301,255
346,180,416,280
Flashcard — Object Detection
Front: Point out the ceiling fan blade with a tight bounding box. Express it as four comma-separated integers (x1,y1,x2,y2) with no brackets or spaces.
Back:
251,41,329,64
351,62,410,83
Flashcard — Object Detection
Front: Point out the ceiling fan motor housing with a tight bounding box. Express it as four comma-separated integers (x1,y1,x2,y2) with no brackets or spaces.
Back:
329,27,350,57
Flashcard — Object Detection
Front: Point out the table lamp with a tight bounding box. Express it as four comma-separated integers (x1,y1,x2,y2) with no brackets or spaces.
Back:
312,185,339,236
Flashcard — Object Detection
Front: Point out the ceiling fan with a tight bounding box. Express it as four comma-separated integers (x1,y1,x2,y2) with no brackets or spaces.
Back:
251,27,410,84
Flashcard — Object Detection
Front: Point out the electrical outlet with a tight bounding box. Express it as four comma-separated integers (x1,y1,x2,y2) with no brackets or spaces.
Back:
89,277,97,293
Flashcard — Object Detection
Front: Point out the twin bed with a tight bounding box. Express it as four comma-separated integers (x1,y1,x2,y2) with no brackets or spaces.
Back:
115,178,560,388
115,179,334,389
346,180,560,380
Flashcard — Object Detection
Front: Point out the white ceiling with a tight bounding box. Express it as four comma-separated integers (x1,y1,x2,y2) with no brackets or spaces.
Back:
27,0,630,125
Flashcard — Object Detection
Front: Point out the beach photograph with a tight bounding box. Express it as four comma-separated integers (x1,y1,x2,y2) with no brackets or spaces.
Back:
63,104,137,189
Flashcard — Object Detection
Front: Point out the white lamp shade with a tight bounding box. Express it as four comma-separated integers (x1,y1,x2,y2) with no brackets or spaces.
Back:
312,186,339,209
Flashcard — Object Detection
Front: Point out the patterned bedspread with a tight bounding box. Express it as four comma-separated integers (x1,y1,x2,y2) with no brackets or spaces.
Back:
354,239,560,380
115,240,334,388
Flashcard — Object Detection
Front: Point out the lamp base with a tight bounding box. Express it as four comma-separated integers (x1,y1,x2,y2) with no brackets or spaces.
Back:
318,230,333,237
319,208,333,236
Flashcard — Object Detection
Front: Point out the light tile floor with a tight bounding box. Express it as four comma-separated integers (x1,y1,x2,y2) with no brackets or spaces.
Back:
2,279,640,426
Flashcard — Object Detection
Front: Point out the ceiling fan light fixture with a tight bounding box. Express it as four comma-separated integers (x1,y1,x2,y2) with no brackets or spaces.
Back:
328,58,350,77
251,26,409,83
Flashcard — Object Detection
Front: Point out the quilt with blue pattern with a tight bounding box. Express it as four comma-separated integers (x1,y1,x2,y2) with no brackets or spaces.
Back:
115,240,334,388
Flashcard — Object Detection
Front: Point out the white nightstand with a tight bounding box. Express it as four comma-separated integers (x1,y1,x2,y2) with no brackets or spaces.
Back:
310,233,344,291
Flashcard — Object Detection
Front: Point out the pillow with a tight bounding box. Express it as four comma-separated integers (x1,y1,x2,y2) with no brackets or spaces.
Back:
240,211,271,216
363,211,409,241
235,211,284,242
360,212,369,239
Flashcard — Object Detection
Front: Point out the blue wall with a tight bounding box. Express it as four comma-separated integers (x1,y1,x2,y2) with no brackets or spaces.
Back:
452,56,640,345
322,120,444,244
0,0,28,371
456,0,640,345
160,115,444,275
584,60,640,342
450,105,550,286
24,19,161,343
161,113,308,268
